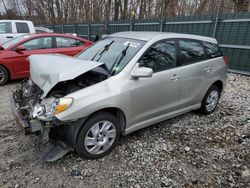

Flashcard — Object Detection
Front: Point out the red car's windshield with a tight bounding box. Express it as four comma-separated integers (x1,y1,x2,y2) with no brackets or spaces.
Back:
2,34,32,49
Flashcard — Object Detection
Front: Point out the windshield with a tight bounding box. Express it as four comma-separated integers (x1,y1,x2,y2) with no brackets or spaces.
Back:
76,37,146,75
2,34,31,49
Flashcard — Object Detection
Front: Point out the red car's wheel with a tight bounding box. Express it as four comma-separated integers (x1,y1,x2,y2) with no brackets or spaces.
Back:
0,65,9,86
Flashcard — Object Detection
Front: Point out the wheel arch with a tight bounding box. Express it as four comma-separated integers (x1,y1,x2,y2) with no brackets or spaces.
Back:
211,80,224,93
71,107,126,148
86,107,127,135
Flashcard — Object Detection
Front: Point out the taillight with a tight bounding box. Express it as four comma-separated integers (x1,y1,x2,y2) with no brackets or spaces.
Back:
223,56,228,65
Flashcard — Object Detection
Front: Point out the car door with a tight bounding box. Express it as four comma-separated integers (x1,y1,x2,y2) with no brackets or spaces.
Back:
0,22,15,44
177,39,210,108
54,36,85,56
129,40,181,125
10,36,54,78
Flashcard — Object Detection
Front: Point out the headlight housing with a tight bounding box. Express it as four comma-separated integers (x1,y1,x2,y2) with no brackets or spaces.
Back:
32,97,74,120
54,98,74,114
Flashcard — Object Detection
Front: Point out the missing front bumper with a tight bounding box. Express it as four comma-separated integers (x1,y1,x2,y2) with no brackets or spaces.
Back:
10,94,72,161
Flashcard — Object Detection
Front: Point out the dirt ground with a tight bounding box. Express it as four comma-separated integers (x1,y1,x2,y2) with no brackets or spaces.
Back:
0,73,249,188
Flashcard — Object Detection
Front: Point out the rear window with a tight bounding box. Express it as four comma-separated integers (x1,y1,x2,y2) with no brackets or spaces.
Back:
179,39,205,65
0,22,12,33
16,22,30,33
56,37,84,48
202,42,223,58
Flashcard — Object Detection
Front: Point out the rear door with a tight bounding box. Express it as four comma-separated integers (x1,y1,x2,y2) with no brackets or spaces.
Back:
177,39,211,108
54,36,85,56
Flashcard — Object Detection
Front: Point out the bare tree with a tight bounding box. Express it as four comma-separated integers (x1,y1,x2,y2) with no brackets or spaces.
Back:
1,0,249,24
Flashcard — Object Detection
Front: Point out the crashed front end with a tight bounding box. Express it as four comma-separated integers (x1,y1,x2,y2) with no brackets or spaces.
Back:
10,54,108,161
11,80,77,161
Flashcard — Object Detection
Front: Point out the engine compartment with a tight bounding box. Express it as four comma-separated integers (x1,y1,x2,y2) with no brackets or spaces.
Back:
47,67,108,98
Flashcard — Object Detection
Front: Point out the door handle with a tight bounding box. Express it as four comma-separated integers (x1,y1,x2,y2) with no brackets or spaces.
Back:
6,36,13,38
204,66,211,72
170,74,180,81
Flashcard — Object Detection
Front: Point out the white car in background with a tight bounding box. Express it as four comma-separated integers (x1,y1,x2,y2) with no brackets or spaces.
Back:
35,26,54,33
0,20,35,44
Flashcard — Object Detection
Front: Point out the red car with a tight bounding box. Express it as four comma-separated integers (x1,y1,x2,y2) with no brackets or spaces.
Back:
0,33,93,85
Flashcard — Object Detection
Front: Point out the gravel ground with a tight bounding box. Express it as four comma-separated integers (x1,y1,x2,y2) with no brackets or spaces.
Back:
0,73,249,188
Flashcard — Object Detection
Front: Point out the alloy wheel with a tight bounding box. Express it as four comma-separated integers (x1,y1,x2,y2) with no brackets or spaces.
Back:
84,120,117,155
206,90,219,112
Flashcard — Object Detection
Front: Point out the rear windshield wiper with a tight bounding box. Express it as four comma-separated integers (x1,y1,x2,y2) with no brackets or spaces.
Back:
109,43,130,76
91,40,114,61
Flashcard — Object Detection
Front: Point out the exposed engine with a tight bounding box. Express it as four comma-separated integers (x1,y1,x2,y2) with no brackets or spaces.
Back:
13,79,43,126
48,67,108,98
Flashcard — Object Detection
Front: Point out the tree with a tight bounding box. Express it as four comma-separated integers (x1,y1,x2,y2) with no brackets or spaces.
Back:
233,0,250,12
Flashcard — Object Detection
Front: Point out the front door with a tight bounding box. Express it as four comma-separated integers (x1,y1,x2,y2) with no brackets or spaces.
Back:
129,40,181,125
11,36,54,78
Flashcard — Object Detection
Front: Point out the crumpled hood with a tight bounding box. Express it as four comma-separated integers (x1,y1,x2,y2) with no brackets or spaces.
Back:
28,54,103,97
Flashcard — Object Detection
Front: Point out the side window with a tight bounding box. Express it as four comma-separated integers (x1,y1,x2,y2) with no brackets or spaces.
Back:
22,37,52,50
56,37,84,48
202,42,223,58
179,39,205,65
0,22,12,33
16,22,30,33
139,40,176,73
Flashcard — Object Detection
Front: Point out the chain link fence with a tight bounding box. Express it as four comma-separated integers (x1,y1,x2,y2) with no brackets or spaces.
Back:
41,3,250,74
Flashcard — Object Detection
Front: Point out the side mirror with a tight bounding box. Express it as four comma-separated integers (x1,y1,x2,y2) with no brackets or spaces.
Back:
15,45,26,52
0,45,4,51
131,67,153,79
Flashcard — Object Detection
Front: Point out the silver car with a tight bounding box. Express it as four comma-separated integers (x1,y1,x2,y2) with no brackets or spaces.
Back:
11,32,227,161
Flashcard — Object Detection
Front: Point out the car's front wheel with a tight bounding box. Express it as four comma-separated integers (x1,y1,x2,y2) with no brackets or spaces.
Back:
199,85,220,115
0,65,9,86
76,112,120,159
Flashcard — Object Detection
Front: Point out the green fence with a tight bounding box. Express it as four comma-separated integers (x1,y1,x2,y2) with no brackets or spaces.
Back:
42,12,250,74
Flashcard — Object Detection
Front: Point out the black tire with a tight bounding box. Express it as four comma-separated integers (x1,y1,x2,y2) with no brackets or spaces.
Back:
0,65,9,86
199,85,220,115
76,112,121,159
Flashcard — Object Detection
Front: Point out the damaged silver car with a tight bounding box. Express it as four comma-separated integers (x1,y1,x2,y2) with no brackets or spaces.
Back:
11,32,227,161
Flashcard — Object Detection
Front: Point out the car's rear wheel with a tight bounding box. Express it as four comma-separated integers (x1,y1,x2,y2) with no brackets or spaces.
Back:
199,85,220,115
0,65,9,86
76,112,120,159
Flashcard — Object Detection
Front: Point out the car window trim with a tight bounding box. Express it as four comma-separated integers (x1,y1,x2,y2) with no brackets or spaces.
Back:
138,38,179,74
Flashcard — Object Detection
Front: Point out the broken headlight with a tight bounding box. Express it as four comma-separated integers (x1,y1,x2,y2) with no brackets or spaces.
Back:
32,97,74,121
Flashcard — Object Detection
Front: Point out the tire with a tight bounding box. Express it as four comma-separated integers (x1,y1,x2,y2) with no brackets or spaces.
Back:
0,65,9,86
76,112,121,159
199,85,220,115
